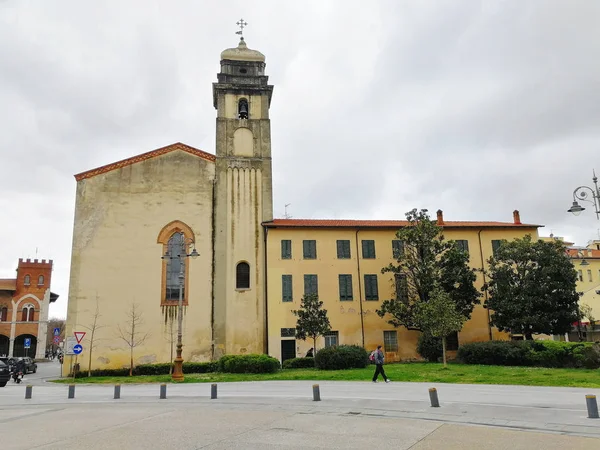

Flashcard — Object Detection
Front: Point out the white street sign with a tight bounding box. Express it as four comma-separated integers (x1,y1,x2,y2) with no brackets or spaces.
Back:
65,337,77,355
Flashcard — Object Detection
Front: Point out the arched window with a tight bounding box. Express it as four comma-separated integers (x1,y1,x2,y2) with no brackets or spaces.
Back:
0,306,7,322
38,275,45,286
21,304,34,322
236,262,250,289
238,98,249,119
165,232,185,301
24,275,30,286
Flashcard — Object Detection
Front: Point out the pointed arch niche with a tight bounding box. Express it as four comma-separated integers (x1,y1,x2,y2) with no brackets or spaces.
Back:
157,221,196,307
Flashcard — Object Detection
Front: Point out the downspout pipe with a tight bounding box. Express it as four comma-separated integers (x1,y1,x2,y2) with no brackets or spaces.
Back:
355,228,365,348
478,229,493,341
263,226,269,355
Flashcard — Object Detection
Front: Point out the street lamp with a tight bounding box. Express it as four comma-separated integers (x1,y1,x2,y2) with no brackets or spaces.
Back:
567,170,600,220
161,232,198,381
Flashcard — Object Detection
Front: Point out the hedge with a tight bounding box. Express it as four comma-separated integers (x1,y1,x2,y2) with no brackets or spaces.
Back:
315,345,369,370
416,333,442,363
457,340,600,369
73,361,217,378
217,354,280,373
282,357,315,369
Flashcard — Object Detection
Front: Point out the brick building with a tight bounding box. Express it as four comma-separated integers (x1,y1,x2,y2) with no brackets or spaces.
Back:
0,258,58,358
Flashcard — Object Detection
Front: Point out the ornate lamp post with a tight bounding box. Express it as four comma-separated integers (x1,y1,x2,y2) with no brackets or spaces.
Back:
161,232,198,381
567,170,600,220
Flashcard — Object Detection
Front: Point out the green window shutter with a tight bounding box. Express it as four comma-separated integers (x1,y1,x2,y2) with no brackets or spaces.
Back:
303,240,317,259
281,240,292,259
337,240,351,259
338,274,353,301
364,274,378,300
304,274,318,296
282,275,293,302
392,240,404,259
456,240,469,255
362,240,375,259
491,240,502,256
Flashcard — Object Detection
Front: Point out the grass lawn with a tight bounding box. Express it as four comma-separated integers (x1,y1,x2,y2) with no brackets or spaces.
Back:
50,363,600,388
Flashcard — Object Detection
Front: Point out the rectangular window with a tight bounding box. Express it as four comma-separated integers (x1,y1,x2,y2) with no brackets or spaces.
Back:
362,240,376,259
364,274,379,301
304,274,318,296
338,274,353,301
446,331,459,351
281,240,292,259
324,331,339,348
303,240,317,259
392,240,404,259
383,330,398,352
282,275,293,302
588,269,593,282
578,270,583,282
336,240,351,259
456,240,469,255
491,240,502,256
394,274,408,302
281,328,295,338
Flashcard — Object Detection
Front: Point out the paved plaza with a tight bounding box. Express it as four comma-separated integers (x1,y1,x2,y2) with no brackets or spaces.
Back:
1,362,600,448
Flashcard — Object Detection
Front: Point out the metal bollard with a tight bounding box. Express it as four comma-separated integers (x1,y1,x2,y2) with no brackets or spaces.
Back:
114,384,121,399
312,384,321,402
429,388,440,407
68,384,75,399
25,385,33,400
586,395,599,419
211,383,217,399
160,383,167,399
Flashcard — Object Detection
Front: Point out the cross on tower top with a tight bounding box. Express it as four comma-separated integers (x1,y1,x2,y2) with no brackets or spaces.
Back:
236,18,248,37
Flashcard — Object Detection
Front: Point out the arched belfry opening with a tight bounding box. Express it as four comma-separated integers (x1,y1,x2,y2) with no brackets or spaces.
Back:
238,98,249,119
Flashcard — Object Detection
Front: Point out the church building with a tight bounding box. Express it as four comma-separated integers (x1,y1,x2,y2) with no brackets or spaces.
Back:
64,38,541,372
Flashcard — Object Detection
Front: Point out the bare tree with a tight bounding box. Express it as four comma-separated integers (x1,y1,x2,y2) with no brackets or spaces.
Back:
81,294,106,377
46,317,65,355
117,303,150,376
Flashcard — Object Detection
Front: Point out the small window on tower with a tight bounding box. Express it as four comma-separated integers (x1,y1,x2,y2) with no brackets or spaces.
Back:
238,98,249,119
236,262,250,289
24,275,30,286
38,275,45,286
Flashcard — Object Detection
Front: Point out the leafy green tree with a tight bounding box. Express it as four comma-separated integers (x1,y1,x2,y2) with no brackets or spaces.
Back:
415,287,467,367
292,293,331,353
377,208,480,331
484,235,579,340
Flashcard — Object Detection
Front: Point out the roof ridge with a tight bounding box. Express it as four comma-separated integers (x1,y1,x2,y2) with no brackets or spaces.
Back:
74,142,216,181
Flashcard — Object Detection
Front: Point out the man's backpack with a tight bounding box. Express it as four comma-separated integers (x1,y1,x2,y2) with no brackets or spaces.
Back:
369,350,376,363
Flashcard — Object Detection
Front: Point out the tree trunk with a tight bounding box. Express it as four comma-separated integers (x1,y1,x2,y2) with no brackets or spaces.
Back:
88,330,94,377
524,332,533,341
129,349,133,377
442,336,447,368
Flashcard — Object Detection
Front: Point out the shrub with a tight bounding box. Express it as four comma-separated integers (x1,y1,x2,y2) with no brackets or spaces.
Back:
183,361,217,373
135,363,172,375
417,333,442,362
314,345,369,370
282,357,315,369
218,354,280,374
73,361,217,378
74,368,130,378
457,340,600,369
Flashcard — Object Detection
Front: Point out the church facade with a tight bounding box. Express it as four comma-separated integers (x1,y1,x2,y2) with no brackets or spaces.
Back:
64,39,540,373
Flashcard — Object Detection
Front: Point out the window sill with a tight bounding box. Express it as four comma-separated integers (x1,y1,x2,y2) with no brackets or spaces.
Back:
235,288,251,292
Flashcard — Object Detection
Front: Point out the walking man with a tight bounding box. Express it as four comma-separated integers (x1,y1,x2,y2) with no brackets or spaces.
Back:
372,345,390,383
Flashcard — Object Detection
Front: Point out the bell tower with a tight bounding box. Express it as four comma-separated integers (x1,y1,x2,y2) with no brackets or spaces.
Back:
212,35,274,357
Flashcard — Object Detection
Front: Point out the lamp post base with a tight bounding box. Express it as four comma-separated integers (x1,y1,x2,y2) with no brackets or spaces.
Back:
171,343,184,381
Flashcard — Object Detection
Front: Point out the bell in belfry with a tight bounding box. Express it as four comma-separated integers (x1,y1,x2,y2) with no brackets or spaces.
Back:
238,99,249,119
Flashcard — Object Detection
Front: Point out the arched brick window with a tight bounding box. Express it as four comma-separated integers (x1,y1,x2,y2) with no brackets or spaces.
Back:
157,221,196,306
236,262,250,289
0,306,7,322
24,275,31,286
38,275,45,286
22,304,34,322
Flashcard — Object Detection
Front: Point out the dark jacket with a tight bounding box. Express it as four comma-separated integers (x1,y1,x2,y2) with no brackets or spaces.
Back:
374,349,384,365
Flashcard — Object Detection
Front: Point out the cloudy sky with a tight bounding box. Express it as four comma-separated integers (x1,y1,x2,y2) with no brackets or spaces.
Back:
1,1,599,319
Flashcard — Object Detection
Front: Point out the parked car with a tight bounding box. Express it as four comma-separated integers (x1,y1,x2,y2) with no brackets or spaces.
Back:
0,360,10,387
0,357,13,372
9,357,37,374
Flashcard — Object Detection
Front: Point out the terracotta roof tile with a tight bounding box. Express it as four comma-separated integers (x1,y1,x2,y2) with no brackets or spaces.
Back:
567,248,600,259
263,219,541,229
75,142,215,181
0,278,16,291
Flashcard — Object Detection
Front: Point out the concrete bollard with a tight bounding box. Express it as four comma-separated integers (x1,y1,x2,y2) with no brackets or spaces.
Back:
211,383,217,399
160,383,167,399
312,384,321,402
68,384,75,399
429,388,440,407
586,395,599,419
114,384,121,400
25,385,33,400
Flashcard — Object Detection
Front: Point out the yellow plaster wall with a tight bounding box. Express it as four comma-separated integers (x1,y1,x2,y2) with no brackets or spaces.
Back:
575,257,600,320
64,150,215,374
266,226,539,361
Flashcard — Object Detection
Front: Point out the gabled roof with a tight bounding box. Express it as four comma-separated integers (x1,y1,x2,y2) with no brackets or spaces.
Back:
75,142,216,181
0,279,16,291
263,219,541,229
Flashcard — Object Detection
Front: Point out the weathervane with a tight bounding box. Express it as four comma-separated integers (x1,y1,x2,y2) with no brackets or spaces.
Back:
236,18,248,38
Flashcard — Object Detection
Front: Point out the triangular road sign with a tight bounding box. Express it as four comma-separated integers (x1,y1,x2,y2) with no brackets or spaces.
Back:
74,331,86,343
